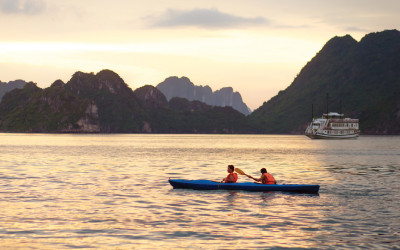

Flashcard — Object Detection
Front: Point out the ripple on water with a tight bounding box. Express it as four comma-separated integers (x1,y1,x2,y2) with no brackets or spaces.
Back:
0,134,399,249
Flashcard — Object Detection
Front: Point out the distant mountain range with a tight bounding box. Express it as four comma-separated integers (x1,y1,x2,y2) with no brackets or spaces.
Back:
157,77,251,115
1,29,400,134
0,70,249,133
0,80,27,100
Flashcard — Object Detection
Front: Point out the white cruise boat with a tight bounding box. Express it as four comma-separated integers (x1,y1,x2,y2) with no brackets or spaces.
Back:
305,112,360,139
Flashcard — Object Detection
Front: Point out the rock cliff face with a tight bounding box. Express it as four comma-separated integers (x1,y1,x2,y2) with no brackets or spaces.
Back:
157,76,251,115
64,70,146,133
0,80,94,132
63,102,100,133
0,71,146,133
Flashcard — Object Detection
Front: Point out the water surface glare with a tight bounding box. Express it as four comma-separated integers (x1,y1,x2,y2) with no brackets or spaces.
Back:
1,134,399,249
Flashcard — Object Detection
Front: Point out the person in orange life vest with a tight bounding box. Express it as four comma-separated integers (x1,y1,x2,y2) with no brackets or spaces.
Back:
222,165,238,183
246,168,276,184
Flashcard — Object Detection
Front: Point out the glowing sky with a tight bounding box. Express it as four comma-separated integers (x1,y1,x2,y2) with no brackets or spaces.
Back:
1,0,399,109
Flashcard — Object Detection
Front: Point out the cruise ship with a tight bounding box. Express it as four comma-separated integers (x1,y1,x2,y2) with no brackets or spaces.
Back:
305,112,360,139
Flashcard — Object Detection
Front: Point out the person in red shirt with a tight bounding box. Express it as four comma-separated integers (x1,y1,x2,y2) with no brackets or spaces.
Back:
246,168,276,184
223,164,238,183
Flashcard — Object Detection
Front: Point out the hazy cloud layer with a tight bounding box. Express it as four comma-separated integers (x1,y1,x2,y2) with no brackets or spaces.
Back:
0,0,45,15
150,8,269,29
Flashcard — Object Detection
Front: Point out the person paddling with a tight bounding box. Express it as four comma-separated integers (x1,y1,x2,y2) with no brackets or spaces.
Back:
222,165,238,183
246,168,276,184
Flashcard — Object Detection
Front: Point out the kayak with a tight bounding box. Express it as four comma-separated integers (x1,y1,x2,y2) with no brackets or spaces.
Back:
169,179,319,193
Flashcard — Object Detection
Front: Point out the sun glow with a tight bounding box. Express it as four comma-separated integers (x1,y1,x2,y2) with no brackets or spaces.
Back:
0,34,318,109
0,32,319,64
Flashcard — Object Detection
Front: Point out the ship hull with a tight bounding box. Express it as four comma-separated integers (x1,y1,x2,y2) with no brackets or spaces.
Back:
306,133,358,139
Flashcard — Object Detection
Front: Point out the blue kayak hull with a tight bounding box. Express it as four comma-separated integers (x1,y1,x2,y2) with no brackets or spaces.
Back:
169,179,319,193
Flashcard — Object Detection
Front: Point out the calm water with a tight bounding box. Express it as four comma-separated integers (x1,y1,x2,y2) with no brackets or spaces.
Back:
0,134,399,249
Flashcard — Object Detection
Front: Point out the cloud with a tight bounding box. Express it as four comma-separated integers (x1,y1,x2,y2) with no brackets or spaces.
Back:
149,8,269,29
0,0,46,15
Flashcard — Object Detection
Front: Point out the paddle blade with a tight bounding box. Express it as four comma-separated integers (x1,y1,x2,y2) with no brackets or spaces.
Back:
235,168,246,175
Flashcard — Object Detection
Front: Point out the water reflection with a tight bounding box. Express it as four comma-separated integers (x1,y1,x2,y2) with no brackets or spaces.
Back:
225,191,239,205
0,134,399,249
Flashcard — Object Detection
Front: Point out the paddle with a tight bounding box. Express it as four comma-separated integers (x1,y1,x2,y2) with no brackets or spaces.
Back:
236,167,256,181
234,167,246,175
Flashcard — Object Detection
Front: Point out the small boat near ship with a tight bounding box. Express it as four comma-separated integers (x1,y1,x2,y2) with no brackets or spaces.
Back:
169,179,320,193
305,112,360,139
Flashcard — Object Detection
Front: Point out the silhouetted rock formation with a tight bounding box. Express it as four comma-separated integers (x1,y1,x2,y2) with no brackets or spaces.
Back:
0,80,28,101
157,76,251,115
0,70,250,133
250,29,400,134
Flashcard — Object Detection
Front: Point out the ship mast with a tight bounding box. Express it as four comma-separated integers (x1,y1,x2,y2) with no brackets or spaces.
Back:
311,103,314,120
326,93,329,115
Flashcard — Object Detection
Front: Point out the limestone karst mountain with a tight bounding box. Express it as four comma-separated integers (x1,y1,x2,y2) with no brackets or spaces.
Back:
157,76,251,115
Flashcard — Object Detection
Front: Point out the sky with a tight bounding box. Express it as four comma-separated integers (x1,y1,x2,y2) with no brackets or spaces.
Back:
0,0,399,109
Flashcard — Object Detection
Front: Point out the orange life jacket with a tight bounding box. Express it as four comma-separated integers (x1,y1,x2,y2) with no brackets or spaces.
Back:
262,173,276,184
225,173,238,183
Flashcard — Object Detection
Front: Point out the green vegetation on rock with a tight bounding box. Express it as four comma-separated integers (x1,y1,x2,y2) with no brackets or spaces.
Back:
249,30,400,134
